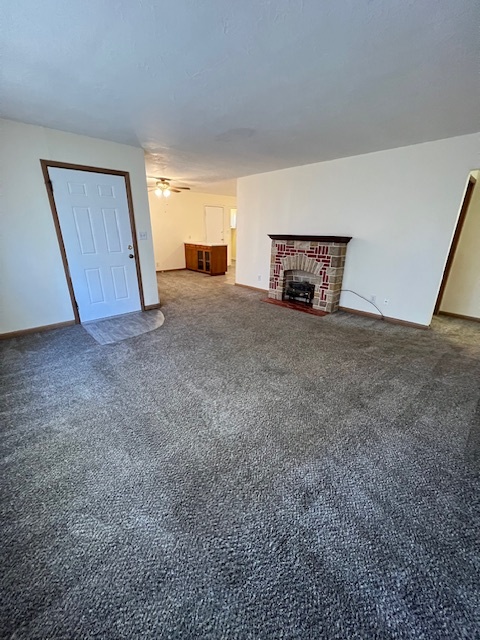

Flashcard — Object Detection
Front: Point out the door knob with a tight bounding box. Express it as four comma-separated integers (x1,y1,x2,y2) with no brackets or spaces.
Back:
129,254,134,259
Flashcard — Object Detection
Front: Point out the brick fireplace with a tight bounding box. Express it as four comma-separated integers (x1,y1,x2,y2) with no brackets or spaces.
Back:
268,235,352,313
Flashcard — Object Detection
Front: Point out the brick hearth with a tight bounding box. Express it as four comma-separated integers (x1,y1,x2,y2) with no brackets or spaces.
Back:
268,235,352,313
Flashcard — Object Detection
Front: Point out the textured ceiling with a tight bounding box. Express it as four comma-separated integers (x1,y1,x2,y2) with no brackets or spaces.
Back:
1,0,479,195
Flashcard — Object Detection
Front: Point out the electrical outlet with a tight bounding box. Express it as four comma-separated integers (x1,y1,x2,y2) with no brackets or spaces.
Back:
384,298,389,305
257,275,262,281
156,262,160,269
371,295,376,303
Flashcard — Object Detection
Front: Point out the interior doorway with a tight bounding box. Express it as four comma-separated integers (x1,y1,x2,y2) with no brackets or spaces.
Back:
434,171,479,321
41,160,145,323
230,208,237,261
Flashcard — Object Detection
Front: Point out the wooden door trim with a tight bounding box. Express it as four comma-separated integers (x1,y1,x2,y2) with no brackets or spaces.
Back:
434,175,477,315
40,160,80,323
40,160,146,324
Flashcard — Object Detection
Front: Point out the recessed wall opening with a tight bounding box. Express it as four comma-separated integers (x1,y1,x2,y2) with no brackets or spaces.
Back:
283,270,317,306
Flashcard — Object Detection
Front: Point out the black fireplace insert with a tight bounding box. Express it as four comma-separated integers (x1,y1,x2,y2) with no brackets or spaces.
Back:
283,281,315,305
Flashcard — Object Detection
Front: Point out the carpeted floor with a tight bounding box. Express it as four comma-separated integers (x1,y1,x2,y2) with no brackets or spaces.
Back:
1,268,479,639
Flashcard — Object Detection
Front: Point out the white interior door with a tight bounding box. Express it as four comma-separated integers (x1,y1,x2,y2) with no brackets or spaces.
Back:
49,167,141,322
205,206,224,244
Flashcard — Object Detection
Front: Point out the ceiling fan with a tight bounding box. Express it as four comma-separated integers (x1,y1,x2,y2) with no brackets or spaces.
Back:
147,176,190,198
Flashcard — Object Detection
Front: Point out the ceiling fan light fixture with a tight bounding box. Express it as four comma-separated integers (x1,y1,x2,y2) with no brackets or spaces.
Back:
149,176,190,197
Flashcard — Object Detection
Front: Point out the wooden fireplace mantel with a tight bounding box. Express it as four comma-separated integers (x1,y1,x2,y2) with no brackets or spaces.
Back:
268,235,352,243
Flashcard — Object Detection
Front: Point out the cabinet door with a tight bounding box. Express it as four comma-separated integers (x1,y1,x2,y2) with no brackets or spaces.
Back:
210,245,227,275
205,251,211,273
197,250,204,271
185,245,196,270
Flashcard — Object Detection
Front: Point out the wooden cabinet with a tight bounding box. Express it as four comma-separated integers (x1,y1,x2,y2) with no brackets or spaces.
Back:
184,243,227,276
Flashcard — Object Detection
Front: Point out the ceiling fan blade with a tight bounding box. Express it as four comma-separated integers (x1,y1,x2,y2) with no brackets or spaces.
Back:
147,175,169,182
170,188,181,193
175,186,190,190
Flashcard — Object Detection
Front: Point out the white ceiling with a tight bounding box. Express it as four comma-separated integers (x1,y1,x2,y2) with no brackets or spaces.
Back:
1,1,478,195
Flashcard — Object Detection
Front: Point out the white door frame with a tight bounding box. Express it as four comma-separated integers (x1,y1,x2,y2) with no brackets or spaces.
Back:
40,160,145,323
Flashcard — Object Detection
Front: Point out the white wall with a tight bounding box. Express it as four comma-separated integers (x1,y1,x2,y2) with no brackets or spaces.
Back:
0,119,158,334
440,170,480,319
148,191,237,270
237,133,480,326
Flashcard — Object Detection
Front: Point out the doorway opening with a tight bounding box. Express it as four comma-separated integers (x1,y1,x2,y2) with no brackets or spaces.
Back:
230,208,237,263
204,204,232,272
434,171,479,321
41,160,145,324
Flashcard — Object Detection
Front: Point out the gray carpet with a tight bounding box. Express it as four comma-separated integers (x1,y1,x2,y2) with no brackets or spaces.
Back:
82,309,165,345
1,269,479,640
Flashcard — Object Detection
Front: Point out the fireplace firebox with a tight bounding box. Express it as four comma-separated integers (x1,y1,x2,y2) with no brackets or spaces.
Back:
283,269,316,306
284,281,315,305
